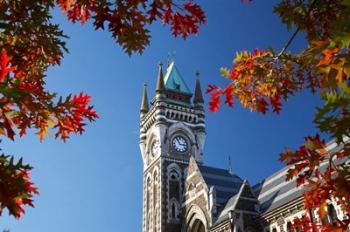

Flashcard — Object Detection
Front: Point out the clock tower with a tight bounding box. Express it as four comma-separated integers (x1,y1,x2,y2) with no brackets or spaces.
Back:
139,61,206,232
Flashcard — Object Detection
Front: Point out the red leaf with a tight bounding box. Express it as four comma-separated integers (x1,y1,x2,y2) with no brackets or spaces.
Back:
206,84,219,94
270,95,282,114
223,85,234,107
0,50,16,82
256,97,268,114
208,89,222,112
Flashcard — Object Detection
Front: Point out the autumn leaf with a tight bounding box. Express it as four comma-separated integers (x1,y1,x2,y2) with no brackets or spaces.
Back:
0,50,16,82
317,47,339,67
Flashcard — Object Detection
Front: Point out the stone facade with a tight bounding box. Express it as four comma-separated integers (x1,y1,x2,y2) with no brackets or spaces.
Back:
139,62,347,232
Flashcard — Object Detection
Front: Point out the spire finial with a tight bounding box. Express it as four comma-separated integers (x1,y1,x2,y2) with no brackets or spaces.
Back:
140,83,149,115
194,71,204,104
156,62,165,93
167,51,176,67
228,155,233,174
195,70,200,78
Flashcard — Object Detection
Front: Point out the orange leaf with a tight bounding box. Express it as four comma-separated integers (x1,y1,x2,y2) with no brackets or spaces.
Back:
319,201,328,219
318,47,339,66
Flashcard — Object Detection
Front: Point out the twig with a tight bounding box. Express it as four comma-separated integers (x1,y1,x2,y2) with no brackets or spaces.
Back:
275,0,319,59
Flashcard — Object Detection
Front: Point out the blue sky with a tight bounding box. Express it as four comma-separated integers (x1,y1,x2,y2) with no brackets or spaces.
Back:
2,1,321,231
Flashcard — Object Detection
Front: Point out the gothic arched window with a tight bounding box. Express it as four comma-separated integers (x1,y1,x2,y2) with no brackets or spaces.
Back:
328,204,338,225
146,177,151,213
166,163,182,222
146,177,151,231
169,171,180,200
171,202,176,218
169,198,179,220
321,204,338,225
153,170,158,208
309,208,316,223
153,170,158,231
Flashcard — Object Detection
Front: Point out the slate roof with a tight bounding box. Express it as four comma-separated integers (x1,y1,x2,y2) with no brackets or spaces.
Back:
199,165,243,205
164,61,192,94
252,138,349,215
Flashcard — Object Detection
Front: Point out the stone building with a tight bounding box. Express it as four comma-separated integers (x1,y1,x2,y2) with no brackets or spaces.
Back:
139,62,346,232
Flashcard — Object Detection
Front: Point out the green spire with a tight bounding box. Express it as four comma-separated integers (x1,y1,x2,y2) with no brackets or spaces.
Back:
140,83,149,114
194,72,204,104
156,62,165,93
164,61,191,94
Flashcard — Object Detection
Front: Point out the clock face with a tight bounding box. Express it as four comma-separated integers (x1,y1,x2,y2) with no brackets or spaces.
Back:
171,135,188,153
151,140,160,157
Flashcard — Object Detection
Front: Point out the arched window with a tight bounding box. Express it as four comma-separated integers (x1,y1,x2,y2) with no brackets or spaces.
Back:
272,228,277,232
169,198,179,220
309,208,316,223
328,204,338,226
171,202,176,218
146,177,151,213
153,170,158,232
322,204,338,225
146,177,151,231
168,168,181,201
153,171,158,209
167,163,182,222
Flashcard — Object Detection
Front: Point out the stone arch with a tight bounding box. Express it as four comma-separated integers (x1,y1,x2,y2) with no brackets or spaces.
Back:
167,163,182,176
188,219,205,232
145,129,158,153
167,163,182,222
168,122,195,144
182,204,208,232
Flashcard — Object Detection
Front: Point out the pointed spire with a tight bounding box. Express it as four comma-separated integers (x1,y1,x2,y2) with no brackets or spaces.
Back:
156,62,165,93
140,83,149,115
194,71,204,104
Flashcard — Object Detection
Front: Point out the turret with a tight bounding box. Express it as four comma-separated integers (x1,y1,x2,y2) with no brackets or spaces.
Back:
155,62,165,101
140,83,149,118
193,72,204,108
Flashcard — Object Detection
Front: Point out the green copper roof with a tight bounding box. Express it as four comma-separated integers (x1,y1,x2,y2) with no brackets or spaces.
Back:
164,61,191,94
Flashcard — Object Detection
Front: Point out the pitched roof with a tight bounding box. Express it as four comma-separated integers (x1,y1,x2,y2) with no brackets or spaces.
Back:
199,165,243,204
164,61,191,94
252,139,349,215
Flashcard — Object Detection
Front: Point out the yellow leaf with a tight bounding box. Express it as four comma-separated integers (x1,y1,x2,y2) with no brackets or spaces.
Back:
36,126,50,142
220,67,230,78
329,64,344,83
239,93,249,107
